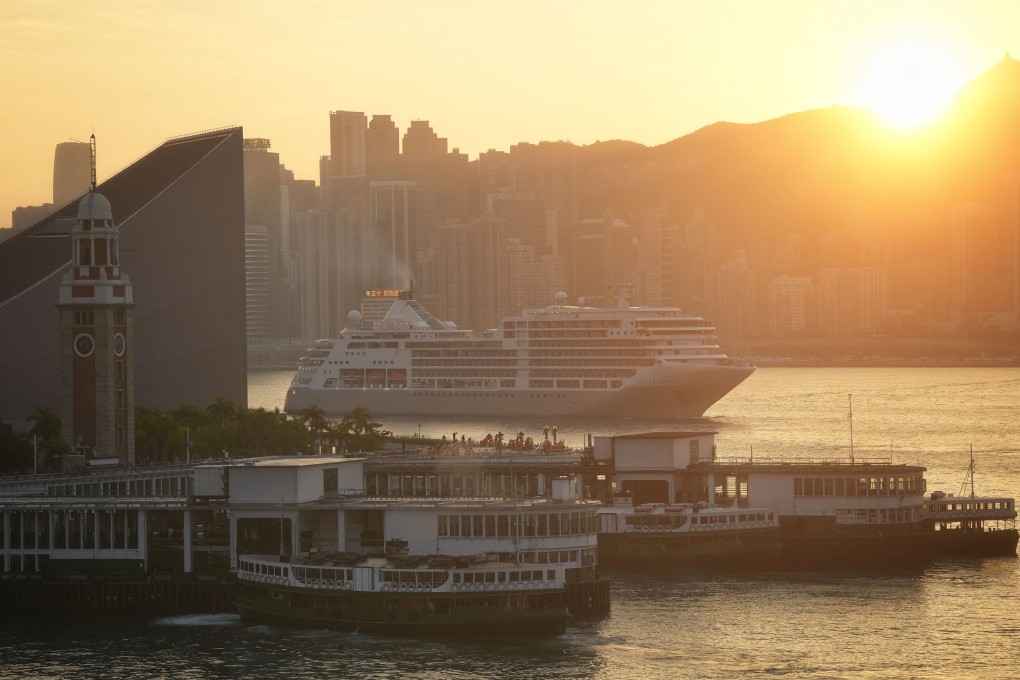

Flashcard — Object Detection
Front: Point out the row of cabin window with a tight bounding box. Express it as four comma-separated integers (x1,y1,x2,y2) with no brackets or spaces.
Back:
834,507,922,524
437,511,597,538
793,475,925,497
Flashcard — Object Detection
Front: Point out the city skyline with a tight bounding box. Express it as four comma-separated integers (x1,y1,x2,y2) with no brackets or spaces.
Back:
4,1,1020,227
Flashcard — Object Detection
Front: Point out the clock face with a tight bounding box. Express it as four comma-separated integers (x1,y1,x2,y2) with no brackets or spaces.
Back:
74,333,95,357
114,333,126,356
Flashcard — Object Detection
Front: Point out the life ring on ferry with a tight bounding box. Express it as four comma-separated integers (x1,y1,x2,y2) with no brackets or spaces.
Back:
381,583,391,592
451,584,461,592
422,583,432,592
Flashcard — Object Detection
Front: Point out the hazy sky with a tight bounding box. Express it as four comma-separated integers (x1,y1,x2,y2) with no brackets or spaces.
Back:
2,0,1019,228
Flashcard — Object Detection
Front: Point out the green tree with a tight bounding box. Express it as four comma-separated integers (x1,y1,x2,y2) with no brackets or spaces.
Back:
27,405,66,467
299,405,329,453
241,407,277,455
135,406,185,465
0,418,32,474
323,418,352,453
345,406,389,452
207,396,237,430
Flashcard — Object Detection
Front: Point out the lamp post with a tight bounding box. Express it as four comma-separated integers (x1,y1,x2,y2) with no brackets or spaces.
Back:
20,434,39,474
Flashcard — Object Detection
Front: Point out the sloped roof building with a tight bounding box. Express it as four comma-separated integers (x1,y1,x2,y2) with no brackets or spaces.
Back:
0,127,247,424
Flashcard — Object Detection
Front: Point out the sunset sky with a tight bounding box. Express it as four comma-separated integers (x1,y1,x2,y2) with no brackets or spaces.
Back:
2,0,1019,228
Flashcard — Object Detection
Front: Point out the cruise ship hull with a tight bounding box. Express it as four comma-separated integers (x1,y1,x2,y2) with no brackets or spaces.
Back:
285,363,754,418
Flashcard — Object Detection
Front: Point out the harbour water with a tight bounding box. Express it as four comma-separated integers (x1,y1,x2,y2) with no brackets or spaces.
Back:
4,367,1019,678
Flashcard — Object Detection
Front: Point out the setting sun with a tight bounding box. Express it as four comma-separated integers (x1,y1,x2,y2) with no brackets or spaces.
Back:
861,39,964,127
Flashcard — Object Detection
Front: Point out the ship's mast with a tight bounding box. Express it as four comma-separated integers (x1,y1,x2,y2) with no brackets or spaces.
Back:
848,394,854,464
969,444,976,499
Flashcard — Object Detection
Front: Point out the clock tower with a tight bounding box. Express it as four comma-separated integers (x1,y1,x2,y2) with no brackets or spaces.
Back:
57,135,135,466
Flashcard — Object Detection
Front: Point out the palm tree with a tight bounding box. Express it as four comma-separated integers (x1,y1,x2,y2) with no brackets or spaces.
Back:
299,405,329,453
207,396,237,430
323,419,352,454
242,407,277,454
348,406,380,436
27,405,62,443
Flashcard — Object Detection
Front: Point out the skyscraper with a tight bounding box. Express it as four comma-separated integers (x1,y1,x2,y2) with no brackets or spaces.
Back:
369,181,416,290
53,141,92,208
329,110,368,178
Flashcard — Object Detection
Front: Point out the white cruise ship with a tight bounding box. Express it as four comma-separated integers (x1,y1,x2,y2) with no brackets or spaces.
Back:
284,291,754,418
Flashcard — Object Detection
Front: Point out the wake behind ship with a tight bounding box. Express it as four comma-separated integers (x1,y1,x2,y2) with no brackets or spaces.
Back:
284,290,754,418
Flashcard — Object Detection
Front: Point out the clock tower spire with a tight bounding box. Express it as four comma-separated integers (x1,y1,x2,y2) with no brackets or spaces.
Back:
57,135,136,466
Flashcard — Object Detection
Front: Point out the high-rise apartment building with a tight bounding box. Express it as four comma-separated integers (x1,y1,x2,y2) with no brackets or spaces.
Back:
53,141,92,208
819,267,886,337
572,208,638,304
716,251,757,340
366,115,400,181
950,202,1012,322
767,276,816,336
329,111,368,178
1004,173,1020,312
369,181,417,290
245,225,271,338
402,120,446,239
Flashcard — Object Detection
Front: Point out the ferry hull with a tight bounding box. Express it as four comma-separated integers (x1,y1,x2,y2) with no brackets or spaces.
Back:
597,527,783,566
932,528,1019,558
235,583,570,636
778,518,935,569
285,365,754,418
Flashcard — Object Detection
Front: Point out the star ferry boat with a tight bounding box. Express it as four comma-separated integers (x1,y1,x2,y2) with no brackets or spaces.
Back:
285,290,754,418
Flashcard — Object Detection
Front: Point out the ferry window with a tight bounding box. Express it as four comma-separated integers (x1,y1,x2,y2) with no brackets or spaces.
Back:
438,515,448,537
814,479,824,496
824,479,834,496
835,478,845,496
485,515,496,536
449,516,461,537
549,514,560,535
537,514,548,536
794,479,803,496
473,515,483,537
690,440,700,463
497,515,509,537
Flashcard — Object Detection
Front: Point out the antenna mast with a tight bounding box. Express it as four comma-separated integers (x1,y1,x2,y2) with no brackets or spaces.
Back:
89,133,97,191
848,394,854,464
